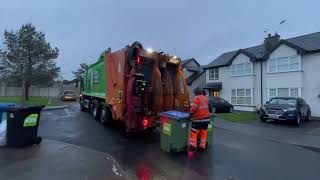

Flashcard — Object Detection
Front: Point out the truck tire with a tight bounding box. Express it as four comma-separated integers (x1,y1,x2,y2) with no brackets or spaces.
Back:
100,104,113,126
91,100,100,120
80,98,86,111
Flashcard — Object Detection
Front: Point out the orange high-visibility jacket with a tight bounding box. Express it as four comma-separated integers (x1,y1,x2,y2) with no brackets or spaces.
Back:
190,95,210,120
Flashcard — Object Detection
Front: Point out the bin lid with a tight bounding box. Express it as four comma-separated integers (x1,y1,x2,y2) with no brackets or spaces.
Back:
0,103,16,110
5,104,45,112
159,111,190,119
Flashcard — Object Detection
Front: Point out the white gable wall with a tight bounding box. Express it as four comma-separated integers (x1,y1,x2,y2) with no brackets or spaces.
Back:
233,53,251,64
206,53,258,111
301,53,320,117
263,44,303,102
270,44,298,58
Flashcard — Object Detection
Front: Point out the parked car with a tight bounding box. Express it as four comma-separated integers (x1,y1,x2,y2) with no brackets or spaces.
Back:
208,97,234,113
259,97,311,126
61,90,77,101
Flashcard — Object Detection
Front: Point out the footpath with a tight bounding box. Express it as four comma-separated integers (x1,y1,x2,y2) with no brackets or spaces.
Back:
0,140,127,180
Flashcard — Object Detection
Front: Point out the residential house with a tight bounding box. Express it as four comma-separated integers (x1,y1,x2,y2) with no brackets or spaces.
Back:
181,58,205,99
203,32,320,117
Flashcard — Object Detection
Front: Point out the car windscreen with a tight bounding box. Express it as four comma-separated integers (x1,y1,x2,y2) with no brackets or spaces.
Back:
220,98,228,103
65,91,76,96
269,98,296,106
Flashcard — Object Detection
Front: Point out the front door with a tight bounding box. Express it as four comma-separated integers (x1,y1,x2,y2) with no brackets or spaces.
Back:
211,90,220,97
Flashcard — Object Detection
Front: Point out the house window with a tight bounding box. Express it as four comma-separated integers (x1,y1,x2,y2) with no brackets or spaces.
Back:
231,88,253,105
230,63,253,76
209,68,219,80
268,55,300,73
269,89,277,99
269,88,300,100
92,70,100,85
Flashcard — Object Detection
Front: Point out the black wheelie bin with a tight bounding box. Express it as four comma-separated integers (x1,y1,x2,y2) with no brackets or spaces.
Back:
6,105,45,147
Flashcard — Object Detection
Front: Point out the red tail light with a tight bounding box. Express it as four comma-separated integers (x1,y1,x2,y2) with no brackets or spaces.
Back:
143,117,149,127
136,56,141,64
161,116,167,124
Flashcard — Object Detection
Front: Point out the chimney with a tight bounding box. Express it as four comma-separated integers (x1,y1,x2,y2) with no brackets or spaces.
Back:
264,33,280,54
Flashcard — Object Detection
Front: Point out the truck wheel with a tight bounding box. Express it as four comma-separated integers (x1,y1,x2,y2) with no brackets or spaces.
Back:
100,105,113,125
91,100,100,120
80,99,86,111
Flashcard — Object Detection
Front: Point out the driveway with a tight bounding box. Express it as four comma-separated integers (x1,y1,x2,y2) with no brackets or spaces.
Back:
34,101,320,180
246,118,320,136
214,115,320,151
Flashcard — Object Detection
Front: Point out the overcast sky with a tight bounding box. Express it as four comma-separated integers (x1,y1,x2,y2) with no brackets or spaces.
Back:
1,0,319,80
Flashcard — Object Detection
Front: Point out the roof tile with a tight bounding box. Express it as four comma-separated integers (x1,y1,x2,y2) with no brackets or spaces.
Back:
206,32,320,68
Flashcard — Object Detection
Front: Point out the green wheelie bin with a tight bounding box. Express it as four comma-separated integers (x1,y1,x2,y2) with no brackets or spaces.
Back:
188,114,215,149
159,111,190,153
206,114,215,147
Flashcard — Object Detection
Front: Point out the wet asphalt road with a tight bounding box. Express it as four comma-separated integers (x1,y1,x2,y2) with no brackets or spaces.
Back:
39,102,320,180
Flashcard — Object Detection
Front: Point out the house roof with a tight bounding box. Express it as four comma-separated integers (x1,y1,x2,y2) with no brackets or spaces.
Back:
181,58,200,67
205,32,320,68
204,51,238,68
186,69,205,86
286,32,320,52
185,65,200,72
181,58,204,85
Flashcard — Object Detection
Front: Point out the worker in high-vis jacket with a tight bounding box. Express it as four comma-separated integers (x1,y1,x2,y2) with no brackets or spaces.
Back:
189,87,210,153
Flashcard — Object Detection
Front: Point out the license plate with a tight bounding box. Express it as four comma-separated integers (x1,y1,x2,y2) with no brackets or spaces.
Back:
269,114,279,119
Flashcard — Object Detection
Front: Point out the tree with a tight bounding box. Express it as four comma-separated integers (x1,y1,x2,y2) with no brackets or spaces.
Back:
0,23,60,101
72,63,88,80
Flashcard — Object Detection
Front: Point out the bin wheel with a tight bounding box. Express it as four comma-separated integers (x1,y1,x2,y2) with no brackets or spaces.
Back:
35,137,42,144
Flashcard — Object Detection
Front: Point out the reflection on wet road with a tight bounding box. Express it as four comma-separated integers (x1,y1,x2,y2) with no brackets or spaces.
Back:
39,102,320,180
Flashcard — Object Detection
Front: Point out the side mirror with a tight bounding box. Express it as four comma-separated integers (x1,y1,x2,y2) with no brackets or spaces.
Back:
266,101,269,104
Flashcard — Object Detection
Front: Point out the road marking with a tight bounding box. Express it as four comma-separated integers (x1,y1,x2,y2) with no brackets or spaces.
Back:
112,164,123,177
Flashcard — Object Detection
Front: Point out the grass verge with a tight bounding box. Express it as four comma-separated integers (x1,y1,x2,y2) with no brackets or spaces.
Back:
0,96,56,106
216,111,258,123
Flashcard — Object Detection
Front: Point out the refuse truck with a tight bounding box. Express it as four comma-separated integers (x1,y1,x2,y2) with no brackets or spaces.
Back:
79,42,190,132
